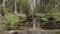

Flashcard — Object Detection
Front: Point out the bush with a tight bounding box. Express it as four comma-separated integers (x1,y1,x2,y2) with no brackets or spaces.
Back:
5,13,19,29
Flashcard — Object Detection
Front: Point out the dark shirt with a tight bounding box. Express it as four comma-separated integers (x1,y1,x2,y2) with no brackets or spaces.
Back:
27,15,33,22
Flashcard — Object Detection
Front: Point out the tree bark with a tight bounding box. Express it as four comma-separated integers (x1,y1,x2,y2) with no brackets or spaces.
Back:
15,0,17,14
2,0,6,17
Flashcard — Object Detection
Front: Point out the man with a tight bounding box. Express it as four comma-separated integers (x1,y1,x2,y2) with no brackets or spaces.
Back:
27,15,33,22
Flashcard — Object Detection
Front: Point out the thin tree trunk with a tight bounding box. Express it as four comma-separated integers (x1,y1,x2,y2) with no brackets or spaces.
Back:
20,0,21,13
2,0,6,17
15,0,17,14
31,0,36,29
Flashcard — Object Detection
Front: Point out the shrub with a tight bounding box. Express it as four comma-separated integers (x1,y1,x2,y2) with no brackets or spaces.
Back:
5,14,19,29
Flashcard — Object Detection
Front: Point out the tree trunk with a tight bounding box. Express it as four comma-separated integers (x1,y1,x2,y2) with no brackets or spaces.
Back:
2,0,6,17
15,0,17,14
30,0,36,29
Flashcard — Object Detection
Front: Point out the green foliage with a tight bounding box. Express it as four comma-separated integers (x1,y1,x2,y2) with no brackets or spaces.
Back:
0,0,60,30
51,8,60,20
5,13,19,29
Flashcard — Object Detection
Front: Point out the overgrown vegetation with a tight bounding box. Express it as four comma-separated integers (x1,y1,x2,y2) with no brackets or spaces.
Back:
0,0,60,30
